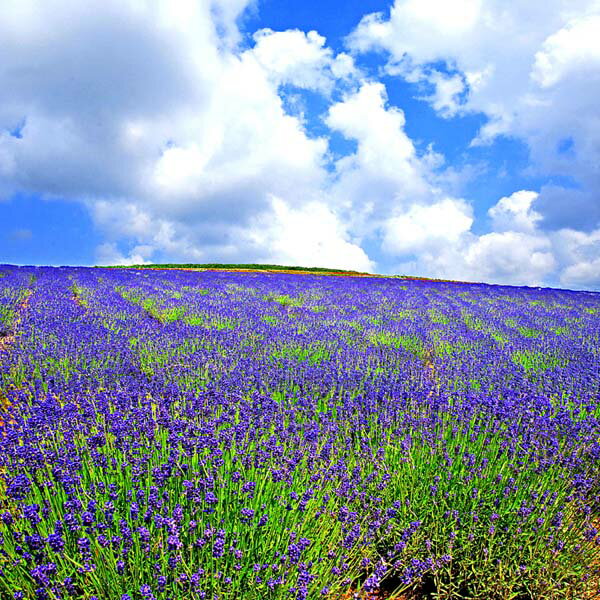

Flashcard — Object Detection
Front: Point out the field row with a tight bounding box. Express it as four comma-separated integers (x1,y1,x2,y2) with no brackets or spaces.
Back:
0,266,598,599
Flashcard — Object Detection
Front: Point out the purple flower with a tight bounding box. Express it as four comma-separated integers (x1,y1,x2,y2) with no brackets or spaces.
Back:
7,475,31,501
240,507,255,521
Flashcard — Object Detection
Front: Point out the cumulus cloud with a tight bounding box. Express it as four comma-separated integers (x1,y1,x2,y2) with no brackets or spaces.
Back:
488,190,541,233
383,188,599,288
532,15,600,88
553,229,600,288
96,242,154,267
325,81,440,235
1,0,599,288
251,28,357,93
380,191,555,286
383,199,473,254
348,0,600,234
248,196,374,272
462,232,556,285
0,0,340,268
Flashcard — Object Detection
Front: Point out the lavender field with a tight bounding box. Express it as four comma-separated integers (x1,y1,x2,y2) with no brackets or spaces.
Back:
0,266,598,600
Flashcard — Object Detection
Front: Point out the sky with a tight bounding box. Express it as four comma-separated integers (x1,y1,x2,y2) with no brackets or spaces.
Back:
1,0,600,290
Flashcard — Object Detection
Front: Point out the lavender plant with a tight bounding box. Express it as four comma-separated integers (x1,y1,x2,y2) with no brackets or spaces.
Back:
0,266,598,599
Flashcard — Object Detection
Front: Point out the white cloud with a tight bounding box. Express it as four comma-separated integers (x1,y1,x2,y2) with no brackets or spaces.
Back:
251,28,357,93
462,231,556,285
560,258,600,287
0,0,340,268
324,82,481,270
383,198,473,254
532,15,600,88
553,228,600,287
326,82,414,166
348,0,600,234
248,196,374,272
488,190,541,232
379,189,593,287
423,71,466,118
96,242,154,266
348,0,484,60
1,0,600,289
325,81,432,230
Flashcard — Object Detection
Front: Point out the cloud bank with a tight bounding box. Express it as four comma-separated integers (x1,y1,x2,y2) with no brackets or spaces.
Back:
1,0,599,288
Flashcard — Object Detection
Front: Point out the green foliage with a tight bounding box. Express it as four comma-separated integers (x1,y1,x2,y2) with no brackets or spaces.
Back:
489,331,508,344
428,309,450,324
183,313,235,329
463,312,485,331
264,292,304,307
370,332,425,358
512,350,565,371
434,339,471,356
518,326,542,338
272,344,330,365
0,305,15,329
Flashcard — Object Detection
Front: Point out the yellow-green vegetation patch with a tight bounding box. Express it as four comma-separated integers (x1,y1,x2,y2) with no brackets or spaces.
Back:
458,292,477,304
117,286,189,325
160,306,187,324
116,286,144,305
264,292,304,308
272,344,330,365
470,379,482,391
261,315,279,325
136,337,224,377
310,305,327,313
391,309,415,320
226,284,257,295
0,305,15,326
370,332,425,358
185,315,204,326
489,331,508,344
512,350,565,371
463,312,485,331
184,312,235,330
518,326,542,338
428,309,449,324
550,326,569,335
70,283,93,307
241,333,265,347
433,339,471,357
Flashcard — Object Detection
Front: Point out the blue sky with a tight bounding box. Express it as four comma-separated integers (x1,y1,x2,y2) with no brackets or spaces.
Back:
0,0,599,289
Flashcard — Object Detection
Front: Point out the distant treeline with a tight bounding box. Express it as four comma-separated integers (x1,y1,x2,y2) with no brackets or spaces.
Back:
100,263,368,274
